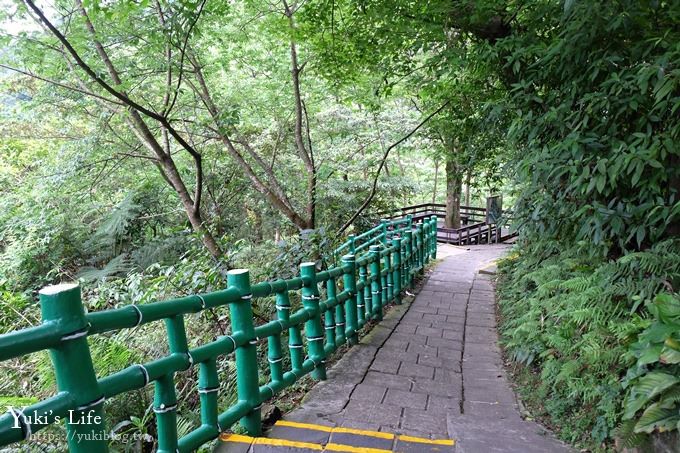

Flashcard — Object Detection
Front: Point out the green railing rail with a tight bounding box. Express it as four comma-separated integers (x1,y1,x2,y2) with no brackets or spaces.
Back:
333,216,413,261
0,216,439,452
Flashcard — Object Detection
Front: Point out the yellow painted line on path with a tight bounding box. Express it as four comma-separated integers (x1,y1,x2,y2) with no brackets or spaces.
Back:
218,433,253,443
332,427,394,439
274,420,394,440
325,443,392,453
253,437,323,450
227,420,457,450
275,419,334,432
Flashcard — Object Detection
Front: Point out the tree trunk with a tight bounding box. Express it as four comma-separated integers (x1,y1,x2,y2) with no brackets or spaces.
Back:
464,169,471,207
158,156,221,259
445,155,462,229
253,207,263,241
71,0,224,261
432,159,439,204
186,204,222,260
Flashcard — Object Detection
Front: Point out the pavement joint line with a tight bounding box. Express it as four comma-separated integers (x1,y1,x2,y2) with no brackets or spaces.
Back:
398,435,455,446
459,273,473,415
344,290,415,411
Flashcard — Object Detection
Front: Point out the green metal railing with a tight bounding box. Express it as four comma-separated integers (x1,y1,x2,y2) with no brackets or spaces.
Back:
0,216,438,452
333,216,414,261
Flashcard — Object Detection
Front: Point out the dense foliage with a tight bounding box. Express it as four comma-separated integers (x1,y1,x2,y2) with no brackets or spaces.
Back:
623,293,680,437
300,1,680,446
493,1,680,450
503,0,680,251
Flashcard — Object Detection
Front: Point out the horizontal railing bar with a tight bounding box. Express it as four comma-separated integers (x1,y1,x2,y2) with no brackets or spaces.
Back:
0,322,62,361
0,391,74,445
178,424,219,452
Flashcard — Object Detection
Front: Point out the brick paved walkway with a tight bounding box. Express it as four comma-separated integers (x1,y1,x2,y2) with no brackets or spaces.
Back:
219,244,572,452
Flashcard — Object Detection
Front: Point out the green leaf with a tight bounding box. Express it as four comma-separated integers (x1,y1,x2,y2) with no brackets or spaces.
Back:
660,346,680,364
625,372,679,418
655,79,674,103
634,402,679,433
636,227,646,247
637,344,662,366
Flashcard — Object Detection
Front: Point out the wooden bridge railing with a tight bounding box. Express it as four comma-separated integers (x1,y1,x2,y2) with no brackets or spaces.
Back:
0,217,438,452
375,202,488,225
373,201,517,246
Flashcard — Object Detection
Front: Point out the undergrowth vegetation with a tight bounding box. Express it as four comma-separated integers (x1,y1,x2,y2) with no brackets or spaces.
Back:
497,239,680,450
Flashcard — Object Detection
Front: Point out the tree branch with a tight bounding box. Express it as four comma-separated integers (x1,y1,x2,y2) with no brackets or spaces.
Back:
0,64,125,106
283,0,314,174
23,0,203,164
337,101,450,234
186,53,310,229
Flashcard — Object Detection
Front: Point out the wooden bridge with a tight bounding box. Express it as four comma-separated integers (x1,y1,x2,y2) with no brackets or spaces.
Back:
375,202,517,246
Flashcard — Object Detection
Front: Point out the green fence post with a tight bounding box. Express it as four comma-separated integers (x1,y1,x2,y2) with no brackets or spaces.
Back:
416,222,424,273
332,277,346,346
422,220,430,267
380,219,388,245
198,358,220,436
384,248,393,303
422,221,428,269
154,374,178,453
324,277,337,351
360,262,370,324
428,218,434,259
300,262,327,380
271,289,289,384
430,215,438,259
38,284,107,453
280,290,304,373
348,234,356,254
404,230,414,287
227,269,262,436
391,237,402,304
268,320,284,385
400,233,408,289
369,246,383,321
341,254,358,345
156,314,189,452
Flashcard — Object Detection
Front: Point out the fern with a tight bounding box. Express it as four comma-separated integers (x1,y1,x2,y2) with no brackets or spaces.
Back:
84,193,143,259
497,237,680,449
77,254,133,282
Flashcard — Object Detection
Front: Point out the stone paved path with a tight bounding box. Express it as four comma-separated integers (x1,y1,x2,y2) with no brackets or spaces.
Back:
220,244,573,452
